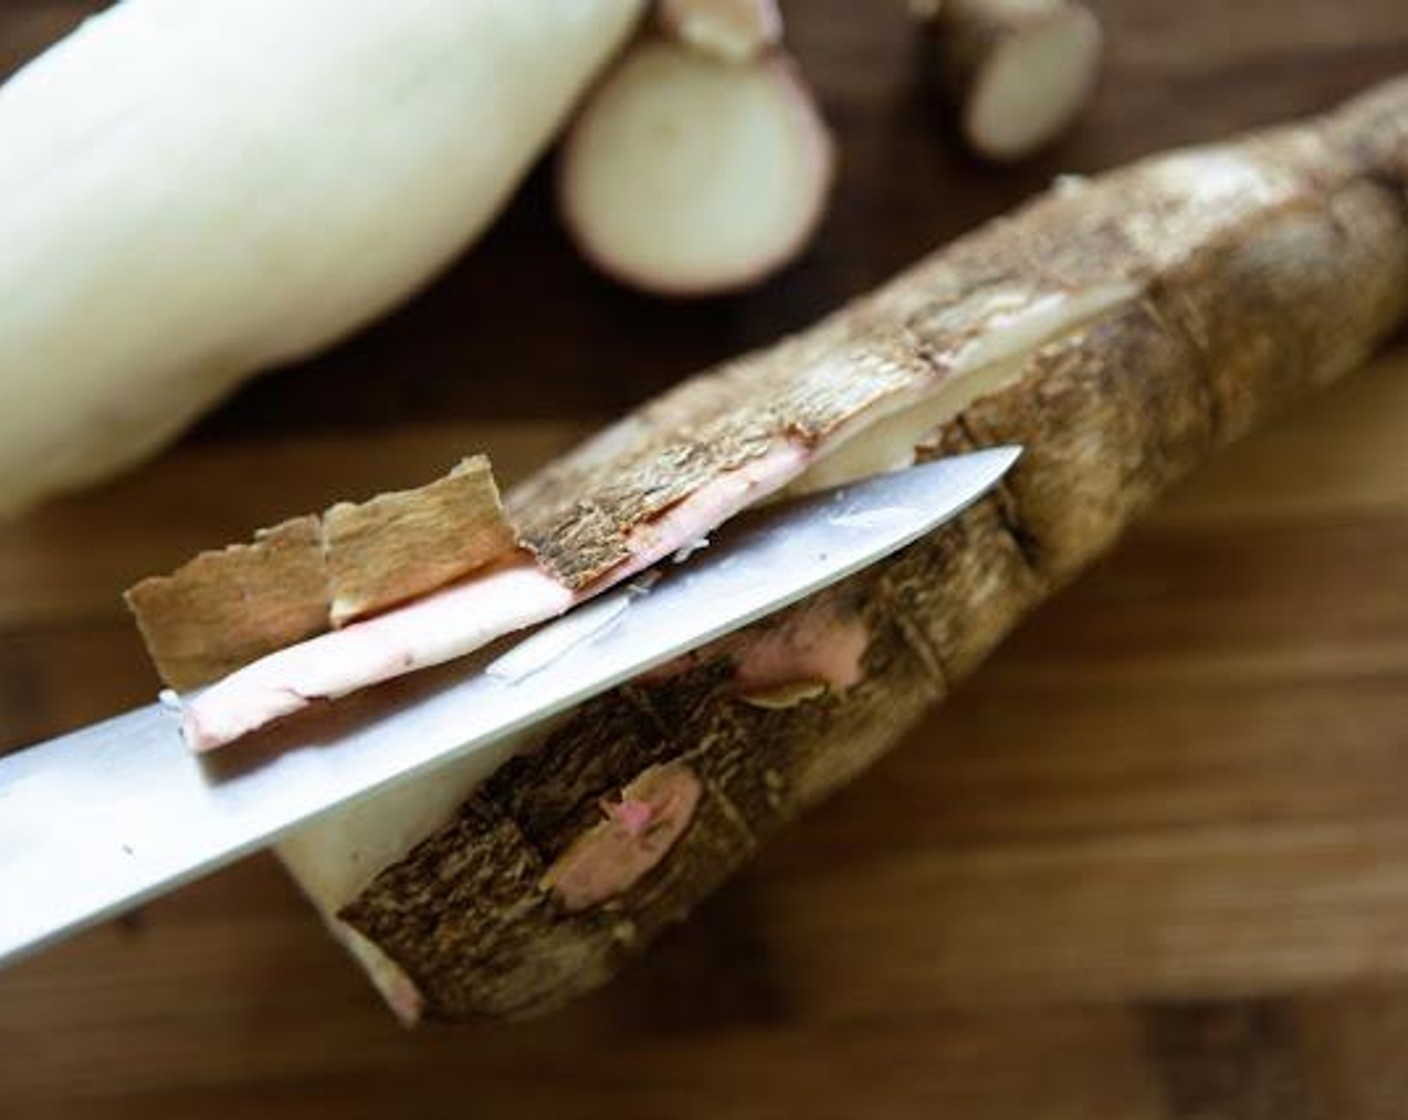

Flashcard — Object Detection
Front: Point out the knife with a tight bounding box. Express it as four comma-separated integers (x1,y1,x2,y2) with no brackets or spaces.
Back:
0,446,1020,967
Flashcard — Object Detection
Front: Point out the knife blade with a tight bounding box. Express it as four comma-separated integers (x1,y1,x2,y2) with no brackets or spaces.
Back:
0,446,1020,967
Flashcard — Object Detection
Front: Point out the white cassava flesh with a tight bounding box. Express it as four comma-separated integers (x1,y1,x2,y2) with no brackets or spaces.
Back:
658,0,783,62
0,0,644,516
918,0,1102,161
558,40,834,296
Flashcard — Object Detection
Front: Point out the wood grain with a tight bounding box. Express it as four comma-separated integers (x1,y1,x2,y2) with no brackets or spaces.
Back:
2,0,1408,1117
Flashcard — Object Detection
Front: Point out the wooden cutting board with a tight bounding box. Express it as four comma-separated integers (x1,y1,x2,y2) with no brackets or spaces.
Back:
2,2,1407,1117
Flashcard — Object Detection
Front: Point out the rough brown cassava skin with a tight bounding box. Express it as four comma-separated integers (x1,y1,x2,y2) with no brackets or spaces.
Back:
125,516,331,692
341,79,1408,1019
320,456,516,627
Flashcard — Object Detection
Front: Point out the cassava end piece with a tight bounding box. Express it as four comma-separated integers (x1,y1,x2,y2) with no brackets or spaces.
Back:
557,40,834,296
919,0,1103,161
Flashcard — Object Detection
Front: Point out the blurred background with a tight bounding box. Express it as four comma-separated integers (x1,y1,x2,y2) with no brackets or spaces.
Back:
2,0,1408,1116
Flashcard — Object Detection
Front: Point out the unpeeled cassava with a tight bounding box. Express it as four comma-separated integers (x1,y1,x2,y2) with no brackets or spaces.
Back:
136,79,1408,1019
0,0,643,516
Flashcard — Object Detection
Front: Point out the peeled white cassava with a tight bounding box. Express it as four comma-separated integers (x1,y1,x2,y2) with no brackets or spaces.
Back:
0,0,644,516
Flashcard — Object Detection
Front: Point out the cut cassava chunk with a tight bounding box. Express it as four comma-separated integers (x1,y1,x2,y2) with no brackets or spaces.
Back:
558,39,834,296
126,455,519,702
128,77,1408,1018
658,0,783,62
916,0,1103,161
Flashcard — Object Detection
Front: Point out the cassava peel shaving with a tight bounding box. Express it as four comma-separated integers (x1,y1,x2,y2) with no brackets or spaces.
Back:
141,78,1408,1020
126,456,517,694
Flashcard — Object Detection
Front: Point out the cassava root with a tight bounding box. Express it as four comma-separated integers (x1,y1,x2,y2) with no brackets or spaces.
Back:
558,35,834,296
915,0,1102,161
0,0,644,516
266,76,1408,1019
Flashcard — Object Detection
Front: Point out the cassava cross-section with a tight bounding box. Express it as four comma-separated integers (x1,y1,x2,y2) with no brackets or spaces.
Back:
135,77,1408,1021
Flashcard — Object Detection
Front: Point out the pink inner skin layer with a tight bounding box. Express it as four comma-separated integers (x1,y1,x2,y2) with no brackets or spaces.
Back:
610,798,656,837
542,761,704,912
183,559,574,750
634,596,869,695
182,443,811,751
732,599,869,694
379,962,426,1026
